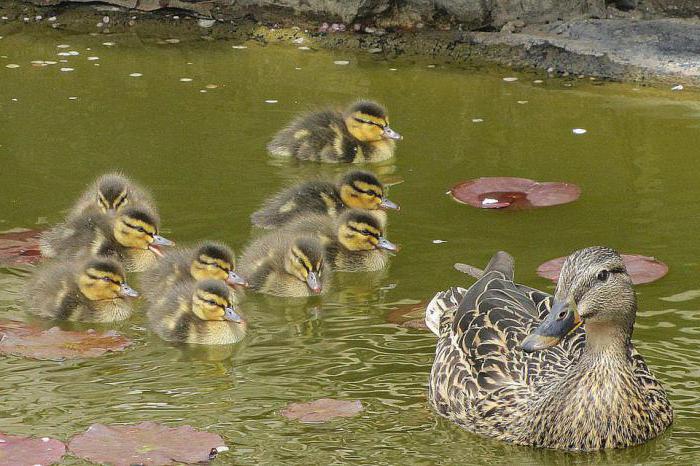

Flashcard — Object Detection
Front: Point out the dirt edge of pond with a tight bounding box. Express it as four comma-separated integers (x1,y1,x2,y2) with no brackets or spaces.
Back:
2,1,699,88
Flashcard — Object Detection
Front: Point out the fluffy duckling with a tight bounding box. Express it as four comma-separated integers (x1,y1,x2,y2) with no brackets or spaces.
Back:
238,234,329,297
286,209,398,272
251,170,399,229
40,206,174,272
68,172,156,219
267,100,401,163
140,242,248,304
148,279,246,345
26,257,138,322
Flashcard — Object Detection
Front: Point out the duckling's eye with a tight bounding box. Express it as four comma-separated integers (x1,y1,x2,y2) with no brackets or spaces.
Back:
204,299,219,307
597,270,609,282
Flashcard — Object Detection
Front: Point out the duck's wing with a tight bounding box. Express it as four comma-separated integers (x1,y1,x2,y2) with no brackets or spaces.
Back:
250,182,341,228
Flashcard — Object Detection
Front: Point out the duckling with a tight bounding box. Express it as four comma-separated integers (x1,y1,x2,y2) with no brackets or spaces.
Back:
148,279,246,345
68,172,157,220
40,206,174,272
285,209,398,272
251,170,399,229
238,234,329,297
267,100,401,163
26,257,138,323
140,242,248,304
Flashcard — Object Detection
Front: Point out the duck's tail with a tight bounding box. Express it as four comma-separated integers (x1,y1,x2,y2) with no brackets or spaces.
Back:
425,287,466,337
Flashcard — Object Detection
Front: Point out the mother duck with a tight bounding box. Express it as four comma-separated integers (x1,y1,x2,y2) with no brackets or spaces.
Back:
426,247,672,451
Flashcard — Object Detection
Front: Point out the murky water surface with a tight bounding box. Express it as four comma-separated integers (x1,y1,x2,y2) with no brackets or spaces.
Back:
1,28,699,465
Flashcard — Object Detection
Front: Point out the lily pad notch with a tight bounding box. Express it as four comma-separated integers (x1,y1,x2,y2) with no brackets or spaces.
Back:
537,254,668,285
450,177,581,209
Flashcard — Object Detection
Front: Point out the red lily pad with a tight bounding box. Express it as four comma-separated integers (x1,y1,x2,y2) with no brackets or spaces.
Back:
386,301,429,330
0,228,43,266
68,422,226,466
0,433,66,466
537,254,669,285
0,321,132,361
450,177,581,209
280,398,363,423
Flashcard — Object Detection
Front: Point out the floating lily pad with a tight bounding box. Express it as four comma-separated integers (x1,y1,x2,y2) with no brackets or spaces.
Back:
0,228,42,266
0,433,66,466
537,254,668,285
450,177,581,210
68,422,226,466
0,321,132,361
386,302,429,330
280,398,363,423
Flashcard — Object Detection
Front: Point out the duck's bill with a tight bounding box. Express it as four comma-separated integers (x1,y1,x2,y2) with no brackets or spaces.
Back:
377,237,399,252
148,234,175,257
521,298,582,353
306,271,322,294
382,126,402,140
223,306,244,323
226,270,249,288
119,283,139,299
379,197,400,211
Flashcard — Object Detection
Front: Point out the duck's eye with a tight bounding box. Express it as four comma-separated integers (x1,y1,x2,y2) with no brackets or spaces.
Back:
597,270,609,282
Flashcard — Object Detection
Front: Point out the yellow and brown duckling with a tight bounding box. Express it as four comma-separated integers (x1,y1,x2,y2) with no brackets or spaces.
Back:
40,205,174,272
68,172,156,220
427,247,673,451
238,234,329,297
267,100,401,163
285,209,398,272
140,242,248,304
251,170,399,229
26,257,138,323
148,279,246,345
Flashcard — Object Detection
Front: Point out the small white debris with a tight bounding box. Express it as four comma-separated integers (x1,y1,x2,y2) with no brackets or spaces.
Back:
48,16,57,22
232,45,247,49
87,56,100,61
295,67,302,70
103,16,110,24
102,42,115,46
472,118,484,123
432,240,447,244
292,37,304,44
215,446,229,453
35,15,42,21
427,64,436,68
129,73,142,77
31,60,45,65
5,64,19,69
23,17,30,22
173,15,180,20
59,59,68,63
265,99,278,104
96,22,104,28
389,68,397,71
517,100,528,104
57,52,71,56
60,67,74,72
200,89,207,93
1,16,8,20
179,78,193,82
502,77,518,82
68,96,78,100
482,198,499,205
334,60,350,65
205,84,218,89
572,128,587,135
165,38,180,44
41,438,50,442
45,60,57,65
11,98,18,102
547,67,554,73
57,44,71,49
671,84,684,91
533,79,544,84
198,18,215,28
298,46,310,50
68,51,79,56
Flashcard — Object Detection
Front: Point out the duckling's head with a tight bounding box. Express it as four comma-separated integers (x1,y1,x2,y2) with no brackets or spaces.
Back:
190,242,249,287
113,206,174,256
283,236,326,294
522,247,636,352
191,279,243,323
336,210,399,252
77,258,139,301
338,170,399,211
96,173,130,213
344,100,401,143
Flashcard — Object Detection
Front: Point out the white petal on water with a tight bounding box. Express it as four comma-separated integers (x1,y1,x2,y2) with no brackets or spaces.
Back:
472,118,484,123
68,51,79,56
205,84,218,89
389,68,397,71
432,240,447,244
129,73,142,77
427,64,436,68
45,61,57,65
517,100,528,104
200,90,207,93
60,67,74,72
102,42,115,46
11,98,18,102
671,84,684,91
334,60,350,65
68,96,78,100
215,446,229,453
482,198,499,205
57,44,70,48
31,60,45,64
165,38,180,44
87,56,100,61
232,45,247,49
295,67,302,70
298,46,310,50
179,78,193,82
5,64,19,68
502,77,518,82
533,79,544,84
265,99,278,104
572,128,587,135
57,52,70,56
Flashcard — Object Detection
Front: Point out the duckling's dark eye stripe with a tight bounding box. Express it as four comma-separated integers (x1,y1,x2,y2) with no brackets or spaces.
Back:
123,222,152,236
349,226,379,238
353,117,385,128
86,273,118,284
200,260,228,272
351,184,381,197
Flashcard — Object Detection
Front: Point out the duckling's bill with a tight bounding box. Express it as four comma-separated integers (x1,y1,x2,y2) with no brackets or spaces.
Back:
521,297,582,352
382,126,402,140
306,271,322,294
119,282,139,298
379,197,400,211
377,237,399,252
227,270,249,288
224,306,244,323
149,234,175,257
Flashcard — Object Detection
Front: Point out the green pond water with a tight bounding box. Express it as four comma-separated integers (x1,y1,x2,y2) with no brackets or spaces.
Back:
1,28,700,465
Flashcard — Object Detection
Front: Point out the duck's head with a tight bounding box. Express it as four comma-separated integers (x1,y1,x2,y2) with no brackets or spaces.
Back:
344,100,401,143
191,280,243,323
190,242,249,287
338,170,399,211
283,236,326,294
113,206,174,256
337,210,399,252
522,247,636,352
96,173,130,213
77,257,138,301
